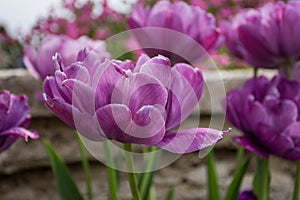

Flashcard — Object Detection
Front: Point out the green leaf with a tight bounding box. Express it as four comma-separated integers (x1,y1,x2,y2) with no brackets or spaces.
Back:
224,158,250,200
103,141,118,200
292,161,300,200
44,141,84,200
164,186,174,200
75,132,93,200
206,151,220,200
253,157,270,200
138,147,160,200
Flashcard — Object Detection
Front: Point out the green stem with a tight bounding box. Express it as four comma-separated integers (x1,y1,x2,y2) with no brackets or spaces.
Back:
139,147,159,199
123,143,142,200
103,141,118,200
283,59,293,80
236,148,245,169
253,157,270,200
292,161,300,200
254,68,258,78
75,132,93,200
206,151,220,200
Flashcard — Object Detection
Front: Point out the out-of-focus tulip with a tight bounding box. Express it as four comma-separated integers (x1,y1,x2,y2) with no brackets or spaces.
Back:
0,90,39,153
127,0,222,63
224,75,300,161
23,35,110,80
238,190,257,200
222,1,300,70
43,52,227,154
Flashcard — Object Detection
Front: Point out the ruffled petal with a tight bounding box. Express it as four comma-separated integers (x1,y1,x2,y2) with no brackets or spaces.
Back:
165,64,203,130
234,136,269,159
0,127,39,141
111,73,168,114
23,46,41,80
43,96,76,129
224,89,244,130
0,127,39,152
96,104,165,145
61,79,95,114
0,93,30,131
0,136,17,153
93,61,124,109
157,128,223,154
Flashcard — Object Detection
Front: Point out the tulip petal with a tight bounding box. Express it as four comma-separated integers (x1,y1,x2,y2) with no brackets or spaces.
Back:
0,136,18,153
73,112,106,141
225,89,244,130
93,61,124,108
157,128,223,154
234,136,269,159
0,127,39,141
139,55,173,88
43,97,76,129
238,25,276,68
0,93,30,131
135,54,150,72
61,79,95,114
264,99,298,132
0,127,38,153
245,99,268,132
23,46,41,80
111,73,168,114
165,64,203,130
96,104,165,145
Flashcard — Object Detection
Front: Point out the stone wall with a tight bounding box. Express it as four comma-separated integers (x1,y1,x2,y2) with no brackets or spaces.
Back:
0,69,294,200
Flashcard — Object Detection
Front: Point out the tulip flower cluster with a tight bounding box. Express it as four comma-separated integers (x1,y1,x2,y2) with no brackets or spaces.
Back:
224,0,300,162
222,0,300,70
225,75,300,161
222,1,300,200
43,51,225,154
23,35,109,80
2,0,300,200
128,0,222,62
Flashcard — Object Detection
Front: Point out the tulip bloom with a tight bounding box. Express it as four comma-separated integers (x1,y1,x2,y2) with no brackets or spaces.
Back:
43,52,226,154
23,35,110,80
238,190,257,200
225,75,300,160
222,0,300,70
127,0,222,62
0,90,39,153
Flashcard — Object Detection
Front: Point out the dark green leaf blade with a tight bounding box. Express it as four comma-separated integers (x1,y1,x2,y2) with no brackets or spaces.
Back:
164,186,174,200
224,158,250,200
206,151,220,200
44,141,84,200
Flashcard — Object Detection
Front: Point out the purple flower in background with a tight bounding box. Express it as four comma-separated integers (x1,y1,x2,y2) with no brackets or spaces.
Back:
222,0,300,69
43,52,227,154
127,0,222,62
224,75,300,161
0,90,39,153
23,35,110,80
238,190,257,200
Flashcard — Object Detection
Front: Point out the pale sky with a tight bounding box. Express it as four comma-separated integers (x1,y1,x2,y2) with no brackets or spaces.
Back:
0,0,61,38
0,0,136,39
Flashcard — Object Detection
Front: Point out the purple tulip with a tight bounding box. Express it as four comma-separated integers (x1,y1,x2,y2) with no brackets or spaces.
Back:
0,90,39,153
222,1,300,69
127,0,222,63
23,35,110,80
43,51,227,154
238,190,257,200
225,75,300,161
